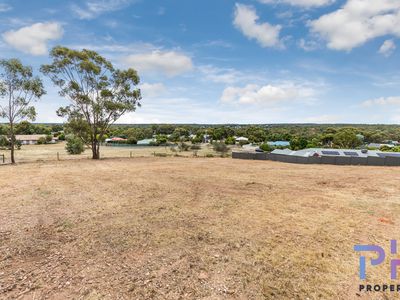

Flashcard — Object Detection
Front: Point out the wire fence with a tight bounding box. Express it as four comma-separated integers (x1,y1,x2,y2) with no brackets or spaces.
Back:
0,143,234,165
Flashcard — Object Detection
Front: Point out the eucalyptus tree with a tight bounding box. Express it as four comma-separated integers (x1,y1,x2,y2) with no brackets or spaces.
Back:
0,59,45,164
41,46,142,159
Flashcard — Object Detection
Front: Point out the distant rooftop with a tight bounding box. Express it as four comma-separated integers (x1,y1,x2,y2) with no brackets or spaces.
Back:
271,148,400,158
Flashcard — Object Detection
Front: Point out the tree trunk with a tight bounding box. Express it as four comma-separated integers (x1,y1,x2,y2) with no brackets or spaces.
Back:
10,123,15,164
92,141,100,159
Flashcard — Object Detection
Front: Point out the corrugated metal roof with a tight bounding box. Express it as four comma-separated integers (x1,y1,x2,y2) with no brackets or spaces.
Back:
271,148,398,158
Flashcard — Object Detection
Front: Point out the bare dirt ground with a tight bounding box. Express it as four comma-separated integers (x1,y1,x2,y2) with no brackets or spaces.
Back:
0,157,400,299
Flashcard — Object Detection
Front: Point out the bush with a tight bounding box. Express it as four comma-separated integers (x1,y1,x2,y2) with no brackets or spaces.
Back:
58,133,66,141
225,136,236,145
259,143,273,152
127,137,137,145
213,142,229,157
0,136,9,149
205,153,214,158
178,142,190,151
66,136,85,155
45,135,53,143
37,137,47,145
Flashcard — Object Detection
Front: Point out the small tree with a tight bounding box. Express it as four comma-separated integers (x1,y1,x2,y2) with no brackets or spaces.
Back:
66,135,85,155
0,59,45,163
41,46,141,159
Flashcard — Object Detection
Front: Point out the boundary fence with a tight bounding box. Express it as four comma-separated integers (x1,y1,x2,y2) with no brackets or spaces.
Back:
232,152,400,166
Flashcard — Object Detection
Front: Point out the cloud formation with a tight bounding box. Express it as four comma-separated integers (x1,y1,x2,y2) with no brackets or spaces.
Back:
139,83,167,98
71,0,134,19
0,3,12,12
259,0,335,8
378,39,396,57
362,96,400,107
221,82,316,105
2,22,63,55
123,51,193,77
233,3,282,48
310,0,400,51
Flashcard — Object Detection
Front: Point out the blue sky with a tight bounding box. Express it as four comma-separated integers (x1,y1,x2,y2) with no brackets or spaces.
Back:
1,0,400,124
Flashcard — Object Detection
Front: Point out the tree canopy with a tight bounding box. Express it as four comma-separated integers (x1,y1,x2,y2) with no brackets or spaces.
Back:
41,46,141,159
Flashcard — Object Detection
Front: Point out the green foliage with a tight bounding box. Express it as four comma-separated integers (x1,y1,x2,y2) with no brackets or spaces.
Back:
0,58,45,163
332,129,363,148
127,137,137,145
41,46,141,159
65,136,85,155
213,142,229,157
155,135,168,146
290,137,308,150
0,136,9,149
178,142,190,151
225,136,236,145
37,137,47,145
58,133,66,141
259,143,273,152
379,145,392,152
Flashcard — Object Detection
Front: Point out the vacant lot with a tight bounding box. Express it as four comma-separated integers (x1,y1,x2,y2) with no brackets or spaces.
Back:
0,158,399,299
0,142,231,164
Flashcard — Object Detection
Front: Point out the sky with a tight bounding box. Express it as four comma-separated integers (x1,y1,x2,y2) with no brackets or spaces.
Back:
1,0,400,124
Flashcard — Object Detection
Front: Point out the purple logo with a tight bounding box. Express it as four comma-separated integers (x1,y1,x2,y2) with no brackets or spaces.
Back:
354,240,400,280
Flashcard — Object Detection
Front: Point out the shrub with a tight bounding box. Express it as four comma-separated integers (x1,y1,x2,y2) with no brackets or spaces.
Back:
37,137,47,145
259,143,273,152
127,137,137,145
0,136,9,149
225,136,236,145
58,133,66,141
45,135,53,143
66,136,85,155
213,142,229,157
178,142,190,151
205,153,214,158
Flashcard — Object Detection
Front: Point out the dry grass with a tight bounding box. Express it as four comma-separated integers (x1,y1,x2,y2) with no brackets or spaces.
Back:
0,142,231,164
0,157,400,299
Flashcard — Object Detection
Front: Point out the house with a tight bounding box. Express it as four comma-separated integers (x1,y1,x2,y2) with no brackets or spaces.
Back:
15,135,57,145
271,148,400,158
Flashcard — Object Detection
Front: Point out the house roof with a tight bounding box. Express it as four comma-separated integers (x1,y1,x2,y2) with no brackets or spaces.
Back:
272,148,400,158
15,135,47,141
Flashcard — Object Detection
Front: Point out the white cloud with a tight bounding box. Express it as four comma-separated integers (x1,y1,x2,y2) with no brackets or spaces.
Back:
221,82,316,105
122,51,193,77
298,38,320,51
0,3,12,12
140,83,167,98
310,0,400,51
198,65,242,84
71,0,134,19
362,96,400,107
259,0,335,8
233,3,283,48
379,39,396,57
2,22,63,55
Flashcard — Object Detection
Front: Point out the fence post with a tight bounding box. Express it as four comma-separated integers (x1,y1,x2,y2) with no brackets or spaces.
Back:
57,152,60,161
130,151,133,158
